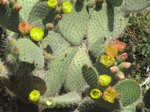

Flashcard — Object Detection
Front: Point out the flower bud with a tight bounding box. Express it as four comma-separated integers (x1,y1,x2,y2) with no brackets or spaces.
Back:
43,51,55,62
13,3,22,11
90,89,102,99
46,23,54,30
12,45,20,53
6,54,16,63
56,14,62,20
99,74,112,86
116,71,125,80
119,53,128,60
116,93,123,100
121,62,131,69
7,38,16,44
0,0,9,5
110,66,119,73
136,101,145,110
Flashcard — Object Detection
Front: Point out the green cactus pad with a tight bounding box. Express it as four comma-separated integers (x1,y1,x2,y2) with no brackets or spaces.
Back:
121,0,150,12
19,0,38,21
42,31,70,56
47,92,81,109
115,79,141,107
82,64,99,89
87,3,129,57
0,5,22,33
76,97,112,112
63,46,92,92
115,105,137,112
28,1,56,29
106,0,123,6
143,88,150,109
91,97,120,110
44,46,91,96
6,75,47,102
16,38,44,69
58,1,88,45
44,47,79,96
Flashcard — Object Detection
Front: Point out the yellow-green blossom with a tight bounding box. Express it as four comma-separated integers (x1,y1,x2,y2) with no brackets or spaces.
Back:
90,89,102,99
61,1,73,14
30,27,44,41
99,74,112,86
102,87,117,103
29,89,40,102
47,0,58,9
100,55,115,67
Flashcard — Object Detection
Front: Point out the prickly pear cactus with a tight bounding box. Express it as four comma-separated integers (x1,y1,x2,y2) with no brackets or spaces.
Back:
81,64,141,110
0,0,150,111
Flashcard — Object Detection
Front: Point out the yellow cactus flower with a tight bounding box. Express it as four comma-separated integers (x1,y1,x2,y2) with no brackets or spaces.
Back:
47,0,58,9
105,45,118,57
61,1,73,14
30,27,44,41
99,74,112,86
90,89,102,99
100,55,115,67
29,89,40,102
103,87,117,103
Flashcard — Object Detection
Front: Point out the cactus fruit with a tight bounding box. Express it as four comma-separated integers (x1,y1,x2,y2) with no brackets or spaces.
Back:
0,0,150,111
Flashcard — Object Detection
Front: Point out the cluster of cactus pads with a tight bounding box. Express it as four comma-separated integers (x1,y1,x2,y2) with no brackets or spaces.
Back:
0,0,150,111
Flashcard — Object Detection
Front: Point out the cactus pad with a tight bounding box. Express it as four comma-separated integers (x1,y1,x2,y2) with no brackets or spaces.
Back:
82,64,99,89
143,88,150,109
28,1,56,29
44,46,91,96
58,2,88,45
115,79,141,107
6,75,47,102
16,38,44,69
42,31,70,56
0,5,22,33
